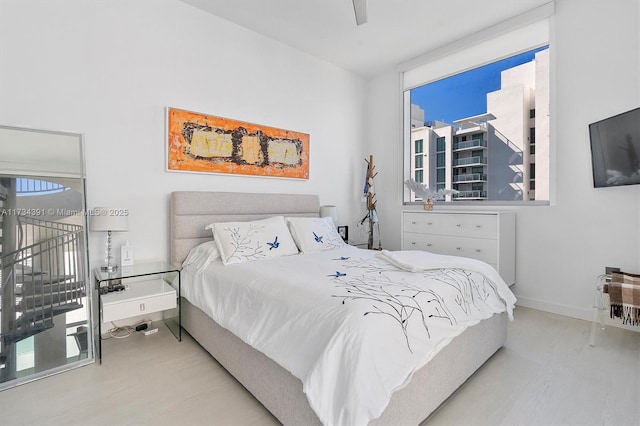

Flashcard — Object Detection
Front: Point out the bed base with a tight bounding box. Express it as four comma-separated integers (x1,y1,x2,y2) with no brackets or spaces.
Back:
171,191,509,425
182,297,507,425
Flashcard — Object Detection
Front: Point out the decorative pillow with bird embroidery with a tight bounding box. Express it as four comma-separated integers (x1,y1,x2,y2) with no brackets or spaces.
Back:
286,216,346,253
208,216,298,265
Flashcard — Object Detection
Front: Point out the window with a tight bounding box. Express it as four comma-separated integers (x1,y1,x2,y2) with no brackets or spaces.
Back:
401,9,552,204
404,44,550,203
529,162,536,194
414,139,424,183
530,127,536,154
415,154,423,169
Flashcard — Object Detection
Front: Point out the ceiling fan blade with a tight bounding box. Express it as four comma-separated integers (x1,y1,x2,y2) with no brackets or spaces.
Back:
352,0,367,25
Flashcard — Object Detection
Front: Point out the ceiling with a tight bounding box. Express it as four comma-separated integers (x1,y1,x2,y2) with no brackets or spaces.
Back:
178,0,551,77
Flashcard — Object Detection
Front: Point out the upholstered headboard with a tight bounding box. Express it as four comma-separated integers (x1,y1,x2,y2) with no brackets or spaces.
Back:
170,191,320,267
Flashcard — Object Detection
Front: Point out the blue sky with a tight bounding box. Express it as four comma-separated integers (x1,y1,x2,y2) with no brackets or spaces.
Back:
411,45,549,124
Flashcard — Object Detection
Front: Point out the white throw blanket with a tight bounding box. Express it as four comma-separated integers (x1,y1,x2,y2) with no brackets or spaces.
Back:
182,246,517,425
377,249,516,319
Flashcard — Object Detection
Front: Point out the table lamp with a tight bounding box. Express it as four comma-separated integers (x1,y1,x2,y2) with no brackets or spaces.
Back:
90,208,129,273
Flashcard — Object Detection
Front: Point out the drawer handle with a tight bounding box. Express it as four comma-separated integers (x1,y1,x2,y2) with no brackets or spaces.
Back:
427,243,432,247
427,222,433,225
411,242,416,245
475,249,481,252
140,303,145,312
456,247,461,250
411,221,416,225
456,224,461,227
475,225,482,228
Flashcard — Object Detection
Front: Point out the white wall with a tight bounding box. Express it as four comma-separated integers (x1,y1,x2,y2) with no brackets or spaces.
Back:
368,0,640,321
2,0,639,323
0,0,367,266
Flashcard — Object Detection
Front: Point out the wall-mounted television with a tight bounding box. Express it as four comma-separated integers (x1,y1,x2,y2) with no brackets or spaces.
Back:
589,106,640,188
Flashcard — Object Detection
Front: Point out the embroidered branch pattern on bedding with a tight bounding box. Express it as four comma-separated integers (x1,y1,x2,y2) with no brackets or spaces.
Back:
330,257,502,353
223,224,266,262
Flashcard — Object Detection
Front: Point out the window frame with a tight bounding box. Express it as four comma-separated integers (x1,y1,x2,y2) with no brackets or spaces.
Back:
399,5,554,207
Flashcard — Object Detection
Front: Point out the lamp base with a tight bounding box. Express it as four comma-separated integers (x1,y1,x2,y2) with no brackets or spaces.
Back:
100,265,119,273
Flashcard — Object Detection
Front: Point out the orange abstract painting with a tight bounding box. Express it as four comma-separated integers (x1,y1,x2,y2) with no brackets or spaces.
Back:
167,108,309,179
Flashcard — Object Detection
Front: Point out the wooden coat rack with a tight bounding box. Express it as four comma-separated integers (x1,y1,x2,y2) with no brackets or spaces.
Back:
365,155,379,250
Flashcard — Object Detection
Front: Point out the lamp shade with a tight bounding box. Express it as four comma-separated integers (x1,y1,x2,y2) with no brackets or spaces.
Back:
319,205,338,226
89,208,129,232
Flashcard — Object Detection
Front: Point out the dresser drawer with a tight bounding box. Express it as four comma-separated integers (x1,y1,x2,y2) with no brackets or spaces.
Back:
401,210,515,285
402,233,498,264
101,279,176,323
403,212,498,239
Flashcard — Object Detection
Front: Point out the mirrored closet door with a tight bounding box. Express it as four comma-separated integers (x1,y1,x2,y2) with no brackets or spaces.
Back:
0,125,91,390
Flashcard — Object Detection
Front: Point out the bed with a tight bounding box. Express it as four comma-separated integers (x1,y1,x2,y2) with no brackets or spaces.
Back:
170,191,515,425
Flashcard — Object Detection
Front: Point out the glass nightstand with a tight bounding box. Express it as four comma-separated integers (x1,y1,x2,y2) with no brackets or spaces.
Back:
93,261,181,363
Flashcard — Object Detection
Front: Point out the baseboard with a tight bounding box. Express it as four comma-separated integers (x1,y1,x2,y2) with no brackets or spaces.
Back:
516,296,640,332
516,296,592,321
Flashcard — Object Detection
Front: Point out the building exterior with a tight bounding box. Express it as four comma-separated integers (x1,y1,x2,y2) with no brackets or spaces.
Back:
409,48,549,202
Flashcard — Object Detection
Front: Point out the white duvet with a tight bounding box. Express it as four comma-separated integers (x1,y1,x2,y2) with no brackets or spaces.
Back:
181,246,516,426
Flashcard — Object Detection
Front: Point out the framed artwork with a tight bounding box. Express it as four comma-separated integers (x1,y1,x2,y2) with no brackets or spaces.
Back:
167,107,309,179
337,225,348,242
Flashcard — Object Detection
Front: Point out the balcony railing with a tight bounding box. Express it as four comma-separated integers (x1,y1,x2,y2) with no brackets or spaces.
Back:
0,216,85,380
453,173,487,183
453,190,487,199
453,139,487,151
453,156,487,167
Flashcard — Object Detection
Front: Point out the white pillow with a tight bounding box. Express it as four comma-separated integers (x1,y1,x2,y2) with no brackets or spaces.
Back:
286,216,347,253
211,216,299,265
181,240,220,274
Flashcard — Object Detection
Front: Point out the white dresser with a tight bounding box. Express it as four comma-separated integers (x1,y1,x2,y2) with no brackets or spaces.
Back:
401,210,516,285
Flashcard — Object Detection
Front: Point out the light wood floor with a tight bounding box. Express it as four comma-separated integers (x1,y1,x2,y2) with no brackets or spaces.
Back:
1,307,638,426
